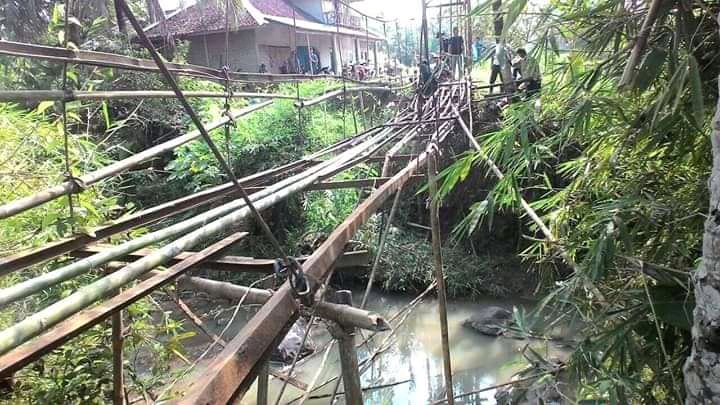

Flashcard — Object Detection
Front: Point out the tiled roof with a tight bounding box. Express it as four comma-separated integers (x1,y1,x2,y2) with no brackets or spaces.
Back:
146,0,315,38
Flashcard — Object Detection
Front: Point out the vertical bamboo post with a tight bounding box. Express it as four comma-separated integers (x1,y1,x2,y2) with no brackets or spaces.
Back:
112,310,124,405
106,262,124,405
395,21,402,83
359,91,366,130
465,0,472,73
329,290,362,405
306,33,313,75
421,0,430,62
427,149,455,405
257,361,269,405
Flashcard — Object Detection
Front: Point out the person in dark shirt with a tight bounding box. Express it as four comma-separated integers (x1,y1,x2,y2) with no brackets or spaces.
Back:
448,27,464,80
515,48,541,94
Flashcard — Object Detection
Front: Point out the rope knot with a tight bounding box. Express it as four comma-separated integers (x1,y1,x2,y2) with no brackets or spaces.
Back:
275,257,312,298
64,173,86,194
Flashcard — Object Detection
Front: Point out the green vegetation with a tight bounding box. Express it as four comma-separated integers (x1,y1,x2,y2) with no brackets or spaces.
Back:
437,0,719,402
4,0,720,403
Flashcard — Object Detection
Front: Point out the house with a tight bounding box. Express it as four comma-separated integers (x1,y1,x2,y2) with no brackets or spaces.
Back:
146,0,386,75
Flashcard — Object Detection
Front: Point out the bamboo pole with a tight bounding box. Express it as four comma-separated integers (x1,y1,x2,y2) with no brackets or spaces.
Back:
618,0,663,88
111,310,124,405
0,133,359,274
360,187,402,308
428,93,455,405
0,40,378,84
0,90,301,102
0,125,405,353
427,149,455,405
257,361,269,405
0,100,273,219
0,125,393,309
176,275,390,331
328,291,362,405
450,104,608,304
0,233,247,376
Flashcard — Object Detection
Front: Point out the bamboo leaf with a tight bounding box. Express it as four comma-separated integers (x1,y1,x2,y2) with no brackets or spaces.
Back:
37,100,55,115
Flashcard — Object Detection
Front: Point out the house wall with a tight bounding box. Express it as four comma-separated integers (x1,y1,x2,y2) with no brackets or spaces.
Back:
187,30,259,72
254,23,367,73
186,23,386,74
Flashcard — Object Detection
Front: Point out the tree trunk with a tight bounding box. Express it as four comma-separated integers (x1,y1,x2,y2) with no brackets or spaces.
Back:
683,14,720,404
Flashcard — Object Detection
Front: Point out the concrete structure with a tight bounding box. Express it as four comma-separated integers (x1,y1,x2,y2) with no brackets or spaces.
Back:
147,0,386,74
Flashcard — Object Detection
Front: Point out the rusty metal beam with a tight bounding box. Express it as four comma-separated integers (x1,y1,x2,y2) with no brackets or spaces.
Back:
72,247,371,273
0,90,303,102
0,40,343,84
0,232,247,378
178,138,434,404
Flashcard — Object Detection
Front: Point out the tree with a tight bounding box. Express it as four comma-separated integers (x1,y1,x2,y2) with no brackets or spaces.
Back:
0,0,57,42
684,15,720,404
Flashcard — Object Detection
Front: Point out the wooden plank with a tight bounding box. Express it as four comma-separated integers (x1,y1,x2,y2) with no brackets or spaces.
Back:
72,247,371,273
0,233,247,378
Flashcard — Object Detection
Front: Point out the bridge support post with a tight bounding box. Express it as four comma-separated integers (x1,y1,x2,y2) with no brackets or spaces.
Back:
257,361,269,405
328,290,363,405
112,309,124,405
428,149,455,405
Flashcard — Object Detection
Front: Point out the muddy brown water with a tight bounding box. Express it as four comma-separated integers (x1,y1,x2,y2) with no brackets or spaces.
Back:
166,288,567,405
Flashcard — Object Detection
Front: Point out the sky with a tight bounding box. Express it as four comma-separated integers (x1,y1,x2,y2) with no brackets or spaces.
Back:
353,0,423,24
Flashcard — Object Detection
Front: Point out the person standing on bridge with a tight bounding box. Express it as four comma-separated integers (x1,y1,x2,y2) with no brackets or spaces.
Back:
488,40,508,93
474,36,486,62
448,27,464,80
515,48,541,94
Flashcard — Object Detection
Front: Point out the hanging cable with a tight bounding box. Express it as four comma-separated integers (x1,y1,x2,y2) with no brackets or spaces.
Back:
61,0,76,229
116,0,310,297
223,0,233,163
334,0,348,138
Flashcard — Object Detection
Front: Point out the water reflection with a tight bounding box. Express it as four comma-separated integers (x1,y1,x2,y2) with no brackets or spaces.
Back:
238,289,565,405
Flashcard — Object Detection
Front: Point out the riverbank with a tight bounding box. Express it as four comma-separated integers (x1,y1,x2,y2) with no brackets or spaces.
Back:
343,225,538,300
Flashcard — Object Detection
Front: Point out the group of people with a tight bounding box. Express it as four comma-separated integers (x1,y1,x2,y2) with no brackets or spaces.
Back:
487,42,541,94
437,27,466,80
277,47,323,75
434,30,541,97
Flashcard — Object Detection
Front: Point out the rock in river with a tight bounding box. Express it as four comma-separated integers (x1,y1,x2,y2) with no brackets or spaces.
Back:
462,306,513,336
271,318,315,363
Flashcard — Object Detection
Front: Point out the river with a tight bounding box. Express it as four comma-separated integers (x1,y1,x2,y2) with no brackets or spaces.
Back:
210,288,567,405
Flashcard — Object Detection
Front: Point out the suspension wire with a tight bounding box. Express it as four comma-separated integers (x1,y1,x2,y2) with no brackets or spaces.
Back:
223,0,233,163
342,80,347,137
117,0,309,296
292,9,304,149
350,93,359,134
61,0,76,228
360,184,403,308
334,0,348,138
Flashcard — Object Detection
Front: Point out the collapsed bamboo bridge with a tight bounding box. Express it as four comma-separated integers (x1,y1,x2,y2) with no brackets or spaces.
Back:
0,0,559,404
